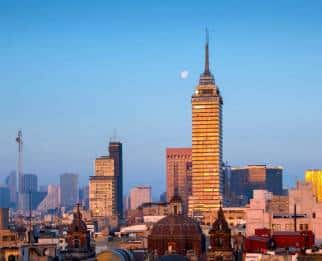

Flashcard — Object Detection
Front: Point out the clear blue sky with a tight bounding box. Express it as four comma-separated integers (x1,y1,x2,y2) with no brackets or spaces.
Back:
1,0,321,199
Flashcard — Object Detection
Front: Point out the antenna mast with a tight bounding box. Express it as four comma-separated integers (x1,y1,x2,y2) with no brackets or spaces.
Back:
16,130,23,207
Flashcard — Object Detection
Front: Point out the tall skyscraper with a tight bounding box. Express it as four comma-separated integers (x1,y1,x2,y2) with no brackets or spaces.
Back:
230,165,283,202
89,156,116,217
188,35,223,220
79,185,89,210
108,141,123,219
5,171,17,206
166,148,192,213
60,173,79,208
22,174,38,193
305,169,322,202
129,186,152,210
16,173,47,210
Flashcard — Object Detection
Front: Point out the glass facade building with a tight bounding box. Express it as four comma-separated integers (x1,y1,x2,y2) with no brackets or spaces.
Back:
230,165,283,203
188,39,223,218
60,173,79,209
108,142,123,219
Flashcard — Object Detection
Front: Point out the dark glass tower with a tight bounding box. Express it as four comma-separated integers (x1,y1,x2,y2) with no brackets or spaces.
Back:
109,141,123,219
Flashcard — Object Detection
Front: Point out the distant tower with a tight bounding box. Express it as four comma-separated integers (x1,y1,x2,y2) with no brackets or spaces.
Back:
16,130,23,195
108,141,123,219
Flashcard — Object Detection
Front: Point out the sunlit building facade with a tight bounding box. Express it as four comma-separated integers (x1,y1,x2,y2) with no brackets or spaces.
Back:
188,37,223,220
306,169,322,202
166,148,192,213
129,185,152,210
89,156,116,217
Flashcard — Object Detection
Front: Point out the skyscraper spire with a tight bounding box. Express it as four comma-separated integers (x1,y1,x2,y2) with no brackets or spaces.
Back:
199,29,214,85
204,28,210,75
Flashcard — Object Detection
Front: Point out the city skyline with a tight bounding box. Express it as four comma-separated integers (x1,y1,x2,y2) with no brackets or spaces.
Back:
1,1,322,198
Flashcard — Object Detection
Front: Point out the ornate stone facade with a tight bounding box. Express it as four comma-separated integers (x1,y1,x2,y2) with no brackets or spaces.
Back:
207,205,233,261
62,204,95,260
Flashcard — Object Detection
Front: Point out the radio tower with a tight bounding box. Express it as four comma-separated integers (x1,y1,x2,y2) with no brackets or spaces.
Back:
16,130,23,196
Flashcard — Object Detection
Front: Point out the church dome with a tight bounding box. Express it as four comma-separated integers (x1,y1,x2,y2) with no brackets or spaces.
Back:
150,215,202,236
148,214,205,257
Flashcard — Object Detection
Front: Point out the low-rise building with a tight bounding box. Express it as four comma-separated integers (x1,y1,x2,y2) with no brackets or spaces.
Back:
246,182,322,244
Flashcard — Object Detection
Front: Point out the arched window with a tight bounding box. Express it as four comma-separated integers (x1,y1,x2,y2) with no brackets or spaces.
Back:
8,255,16,261
74,239,80,248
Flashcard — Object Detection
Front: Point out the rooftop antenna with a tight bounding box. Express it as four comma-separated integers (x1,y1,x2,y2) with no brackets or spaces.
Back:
110,128,118,142
204,27,210,75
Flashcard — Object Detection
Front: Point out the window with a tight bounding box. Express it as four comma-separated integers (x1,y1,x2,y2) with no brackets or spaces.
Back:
74,238,80,248
272,224,281,231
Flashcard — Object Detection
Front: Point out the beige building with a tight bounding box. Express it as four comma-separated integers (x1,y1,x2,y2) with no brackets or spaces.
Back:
89,156,117,218
129,186,151,210
166,148,192,213
246,182,322,243
189,37,223,221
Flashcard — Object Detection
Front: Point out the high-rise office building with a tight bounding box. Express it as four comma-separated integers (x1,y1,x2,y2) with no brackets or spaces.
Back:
0,186,10,208
19,173,42,210
129,186,152,210
305,169,322,202
5,171,17,206
60,173,79,208
37,184,61,212
166,148,192,213
89,156,116,218
79,186,89,210
230,165,283,202
188,36,223,219
222,163,232,206
109,141,123,219
22,174,38,193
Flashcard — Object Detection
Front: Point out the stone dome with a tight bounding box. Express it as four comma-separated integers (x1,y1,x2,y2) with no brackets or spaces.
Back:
150,215,203,236
148,214,205,257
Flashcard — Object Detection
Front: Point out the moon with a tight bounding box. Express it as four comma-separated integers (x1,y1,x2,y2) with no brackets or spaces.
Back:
180,70,189,80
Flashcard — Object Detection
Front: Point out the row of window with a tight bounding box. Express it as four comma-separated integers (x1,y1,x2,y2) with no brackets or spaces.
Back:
272,223,309,231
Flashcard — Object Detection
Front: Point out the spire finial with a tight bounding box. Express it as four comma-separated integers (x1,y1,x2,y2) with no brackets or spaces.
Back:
204,28,210,75
199,29,215,85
